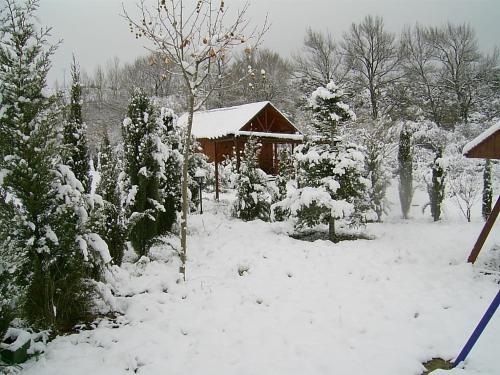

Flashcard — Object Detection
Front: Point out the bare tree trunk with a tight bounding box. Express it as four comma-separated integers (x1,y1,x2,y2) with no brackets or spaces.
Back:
180,94,195,281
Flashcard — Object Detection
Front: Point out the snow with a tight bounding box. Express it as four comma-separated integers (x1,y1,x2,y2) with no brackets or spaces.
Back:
462,120,500,155
235,130,304,141
178,102,301,139
86,233,112,264
17,188,500,375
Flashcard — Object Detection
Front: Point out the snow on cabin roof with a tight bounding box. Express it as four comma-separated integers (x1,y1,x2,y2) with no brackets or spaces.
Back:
178,101,299,139
463,120,500,156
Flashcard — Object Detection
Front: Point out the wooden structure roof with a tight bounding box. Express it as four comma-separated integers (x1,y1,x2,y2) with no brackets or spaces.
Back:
463,121,500,159
178,101,303,141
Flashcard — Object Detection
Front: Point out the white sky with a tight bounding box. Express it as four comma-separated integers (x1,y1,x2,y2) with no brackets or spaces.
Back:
38,0,500,86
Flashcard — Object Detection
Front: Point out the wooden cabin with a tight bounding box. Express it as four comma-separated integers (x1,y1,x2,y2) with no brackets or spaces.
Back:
463,121,500,159
179,101,304,175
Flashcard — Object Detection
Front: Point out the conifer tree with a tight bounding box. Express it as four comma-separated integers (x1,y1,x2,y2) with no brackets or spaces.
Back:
233,138,272,221
398,123,413,219
287,82,366,241
63,57,90,191
482,159,492,221
122,90,167,256
308,81,356,147
156,107,182,235
95,133,126,265
0,0,109,332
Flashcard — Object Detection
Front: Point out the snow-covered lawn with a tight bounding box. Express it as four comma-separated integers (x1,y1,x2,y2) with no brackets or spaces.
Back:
20,194,499,375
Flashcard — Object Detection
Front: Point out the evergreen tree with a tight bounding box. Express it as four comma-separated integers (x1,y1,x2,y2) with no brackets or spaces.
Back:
122,90,178,256
63,57,90,191
233,138,272,221
0,0,109,332
482,159,492,220
398,123,413,219
428,150,446,221
156,107,182,235
308,81,356,147
279,82,366,241
95,133,126,265
271,148,295,222
294,143,367,241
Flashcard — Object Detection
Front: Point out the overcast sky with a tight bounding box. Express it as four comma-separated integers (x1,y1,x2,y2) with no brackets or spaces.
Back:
38,0,500,86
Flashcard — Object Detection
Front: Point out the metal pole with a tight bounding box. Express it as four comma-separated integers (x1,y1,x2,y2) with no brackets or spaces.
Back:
453,289,500,367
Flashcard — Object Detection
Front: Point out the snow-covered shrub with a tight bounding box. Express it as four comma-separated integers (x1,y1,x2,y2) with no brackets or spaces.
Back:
272,147,296,222
233,138,273,221
447,154,482,222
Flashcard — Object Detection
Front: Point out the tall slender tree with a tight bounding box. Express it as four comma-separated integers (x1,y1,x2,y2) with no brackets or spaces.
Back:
63,56,91,190
95,132,126,265
398,123,414,219
122,89,161,257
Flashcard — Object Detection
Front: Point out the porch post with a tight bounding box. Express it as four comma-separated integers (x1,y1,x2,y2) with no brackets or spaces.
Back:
214,141,220,201
235,137,241,172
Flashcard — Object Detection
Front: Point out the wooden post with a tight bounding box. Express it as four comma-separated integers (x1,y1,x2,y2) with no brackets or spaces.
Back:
273,142,278,174
468,195,500,263
214,141,219,201
235,138,241,172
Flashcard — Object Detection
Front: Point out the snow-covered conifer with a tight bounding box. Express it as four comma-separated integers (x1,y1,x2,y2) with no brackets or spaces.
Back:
398,122,414,219
94,133,126,265
156,107,182,234
482,159,492,220
233,138,272,221
308,81,356,147
63,57,91,191
0,0,110,331
122,89,161,256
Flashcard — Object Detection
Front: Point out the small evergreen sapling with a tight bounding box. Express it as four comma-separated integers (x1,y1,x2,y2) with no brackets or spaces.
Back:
233,138,272,221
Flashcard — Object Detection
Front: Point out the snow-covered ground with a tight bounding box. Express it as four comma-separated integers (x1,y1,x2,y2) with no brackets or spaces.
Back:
19,189,499,375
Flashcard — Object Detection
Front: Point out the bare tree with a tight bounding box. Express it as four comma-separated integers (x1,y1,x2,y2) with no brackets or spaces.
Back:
342,15,402,120
427,23,480,124
400,24,448,126
124,0,266,281
226,48,297,116
293,28,347,93
401,23,494,128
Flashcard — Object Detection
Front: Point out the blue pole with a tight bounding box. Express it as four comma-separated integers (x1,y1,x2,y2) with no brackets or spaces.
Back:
453,289,500,368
